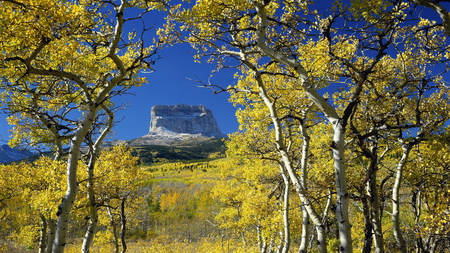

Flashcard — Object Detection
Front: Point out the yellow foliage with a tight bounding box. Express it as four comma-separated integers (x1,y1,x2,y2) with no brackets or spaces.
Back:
1,0,156,150
160,191,182,211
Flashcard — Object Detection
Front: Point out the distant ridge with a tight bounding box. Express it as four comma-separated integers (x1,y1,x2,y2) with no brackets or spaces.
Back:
0,144,34,164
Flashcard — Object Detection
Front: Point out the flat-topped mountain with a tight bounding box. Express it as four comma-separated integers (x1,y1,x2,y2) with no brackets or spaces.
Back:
105,104,227,147
148,104,224,138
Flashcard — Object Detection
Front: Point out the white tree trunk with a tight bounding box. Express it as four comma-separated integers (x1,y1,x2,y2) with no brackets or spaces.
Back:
331,125,353,253
38,214,47,253
248,2,353,251
392,142,411,253
45,219,56,253
52,109,97,253
254,73,328,253
298,208,310,253
52,1,127,251
281,171,290,253
81,165,99,253
298,110,311,253
82,108,114,253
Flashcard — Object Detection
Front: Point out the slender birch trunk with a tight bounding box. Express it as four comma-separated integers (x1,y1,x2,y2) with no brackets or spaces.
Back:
45,219,56,253
120,197,127,253
39,214,48,253
107,205,120,253
253,72,327,252
298,111,311,253
227,42,328,250
281,172,290,253
52,108,97,253
331,125,353,253
82,107,114,253
298,207,310,253
81,162,99,253
392,141,411,253
248,2,352,251
53,1,127,251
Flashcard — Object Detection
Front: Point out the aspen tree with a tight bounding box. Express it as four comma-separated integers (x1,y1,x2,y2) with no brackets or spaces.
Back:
1,1,170,252
180,1,450,252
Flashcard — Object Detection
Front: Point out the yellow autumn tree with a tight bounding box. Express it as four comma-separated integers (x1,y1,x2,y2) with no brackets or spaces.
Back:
0,1,172,252
179,1,450,253
403,132,450,251
210,158,303,252
0,157,67,252
82,145,149,253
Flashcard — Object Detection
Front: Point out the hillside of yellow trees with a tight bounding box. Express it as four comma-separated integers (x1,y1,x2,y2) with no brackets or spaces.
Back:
1,137,449,252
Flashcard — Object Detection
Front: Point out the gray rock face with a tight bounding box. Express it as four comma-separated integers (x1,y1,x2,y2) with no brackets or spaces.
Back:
0,144,34,164
148,104,224,137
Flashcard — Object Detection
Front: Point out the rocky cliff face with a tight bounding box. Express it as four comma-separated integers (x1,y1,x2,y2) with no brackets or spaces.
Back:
102,104,227,147
148,104,224,137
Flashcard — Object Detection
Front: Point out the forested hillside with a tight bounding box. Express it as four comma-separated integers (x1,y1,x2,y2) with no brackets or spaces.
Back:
0,147,249,252
131,137,226,164
1,139,449,252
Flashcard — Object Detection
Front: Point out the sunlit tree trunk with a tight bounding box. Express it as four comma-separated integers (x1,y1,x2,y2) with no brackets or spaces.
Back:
45,219,56,253
81,160,99,253
39,214,47,253
249,2,352,251
120,197,127,253
281,171,290,253
107,205,120,253
222,36,329,250
53,2,131,251
298,112,311,253
253,70,327,253
331,125,353,253
392,141,412,253
2,0,157,251
52,107,97,253
82,107,114,253
298,208,310,253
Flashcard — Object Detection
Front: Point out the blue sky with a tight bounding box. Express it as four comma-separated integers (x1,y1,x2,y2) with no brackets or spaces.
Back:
109,43,240,141
0,42,239,143
103,3,240,140
0,6,240,145
0,1,447,145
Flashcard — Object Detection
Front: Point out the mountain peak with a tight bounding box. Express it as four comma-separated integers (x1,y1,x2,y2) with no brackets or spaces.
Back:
148,104,225,138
